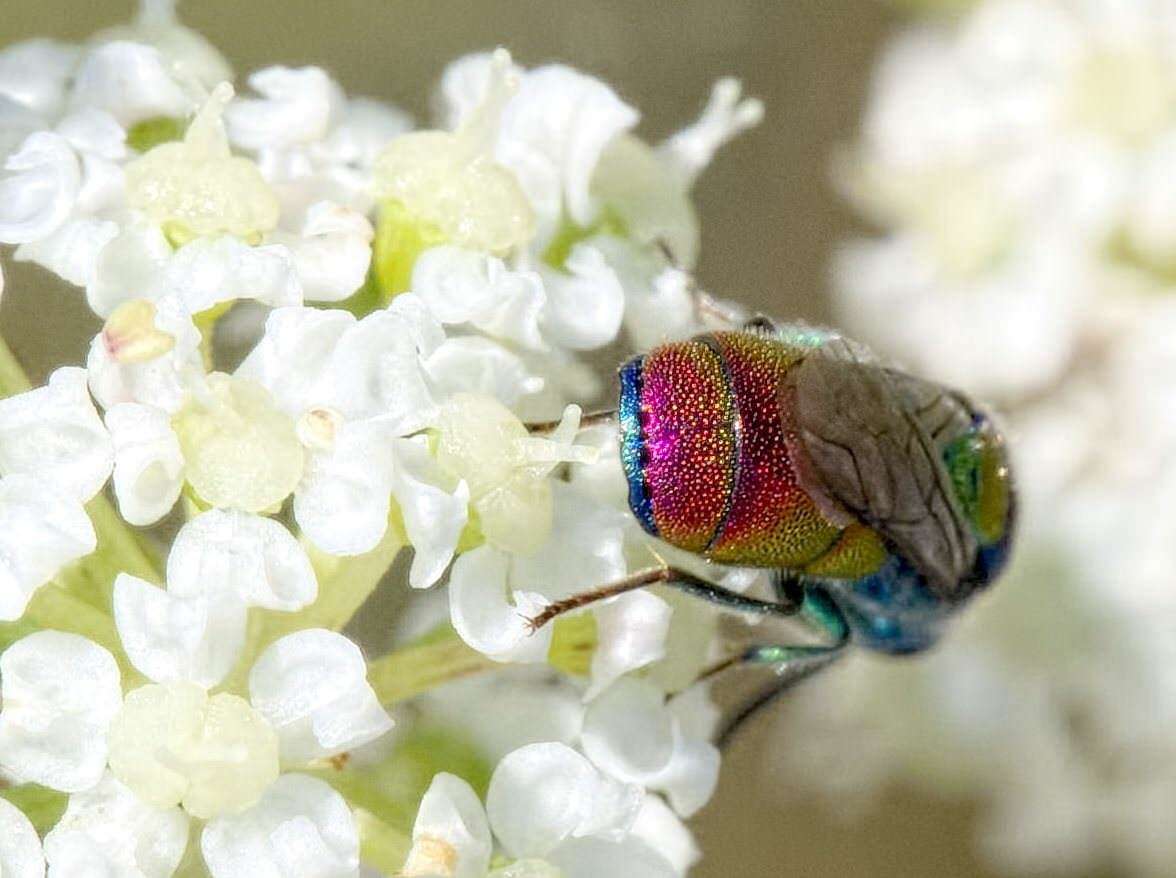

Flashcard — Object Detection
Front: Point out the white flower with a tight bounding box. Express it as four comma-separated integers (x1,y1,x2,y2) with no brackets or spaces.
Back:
237,299,469,570
201,774,360,878
580,678,719,819
227,64,410,217
44,772,189,878
402,773,492,878
96,0,234,93
70,40,192,127
0,132,81,244
0,796,45,878
227,66,345,153
413,244,546,351
440,55,639,248
248,628,394,763
373,49,534,255
0,366,113,502
0,474,96,621
537,242,625,351
269,200,373,303
0,631,122,792
105,402,185,526
113,508,317,687
402,743,642,876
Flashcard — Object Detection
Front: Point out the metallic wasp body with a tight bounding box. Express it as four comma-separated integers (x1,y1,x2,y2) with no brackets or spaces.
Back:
616,323,1015,655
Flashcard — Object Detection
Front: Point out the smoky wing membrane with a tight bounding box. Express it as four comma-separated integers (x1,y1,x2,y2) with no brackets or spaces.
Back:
790,339,978,600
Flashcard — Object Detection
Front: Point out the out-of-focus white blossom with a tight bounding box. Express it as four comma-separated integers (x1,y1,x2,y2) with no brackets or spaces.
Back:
798,3,1176,877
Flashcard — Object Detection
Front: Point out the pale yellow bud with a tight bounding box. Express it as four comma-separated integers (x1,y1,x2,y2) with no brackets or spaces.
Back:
126,82,280,244
108,681,279,820
172,373,304,511
373,50,534,255
101,298,177,363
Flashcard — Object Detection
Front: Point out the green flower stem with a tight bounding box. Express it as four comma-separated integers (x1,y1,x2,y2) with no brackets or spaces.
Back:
0,333,31,394
366,625,498,707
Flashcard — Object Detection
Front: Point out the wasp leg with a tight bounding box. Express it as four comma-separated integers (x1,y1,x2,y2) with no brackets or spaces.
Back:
524,409,617,434
524,565,802,633
709,589,851,747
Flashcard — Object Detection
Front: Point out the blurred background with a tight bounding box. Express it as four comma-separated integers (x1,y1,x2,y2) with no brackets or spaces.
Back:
6,2,1171,877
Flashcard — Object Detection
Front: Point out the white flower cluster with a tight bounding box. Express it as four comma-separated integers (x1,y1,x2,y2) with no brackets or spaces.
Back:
790,2,1176,876
0,2,763,876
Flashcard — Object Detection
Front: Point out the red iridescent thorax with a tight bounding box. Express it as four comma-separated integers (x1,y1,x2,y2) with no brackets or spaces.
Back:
619,331,847,569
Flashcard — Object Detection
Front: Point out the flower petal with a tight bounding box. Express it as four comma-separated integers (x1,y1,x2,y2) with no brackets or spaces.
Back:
249,629,393,763
105,402,185,526
448,546,552,662
166,508,317,612
495,65,639,243
164,235,302,314
0,796,46,878
427,336,543,408
0,131,80,244
201,774,360,878
227,66,344,151
236,305,355,416
276,201,372,302
412,245,547,350
0,632,121,792
391,438,468,589
15,216,120,287
0,366,113,502
586,591,672,701
539,243,624,351
0,474,96,621
486,742,641,859
294,419,397,557
70,41,192,127
403,773,491,878
44,773,189,878
581,677,675,783
114,572,247,688
546,837,677,878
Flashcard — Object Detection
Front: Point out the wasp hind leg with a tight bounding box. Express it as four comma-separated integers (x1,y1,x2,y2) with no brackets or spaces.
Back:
706,587,851,747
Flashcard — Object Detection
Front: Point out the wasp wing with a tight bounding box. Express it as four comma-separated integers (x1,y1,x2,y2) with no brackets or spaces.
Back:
788,338,978,599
